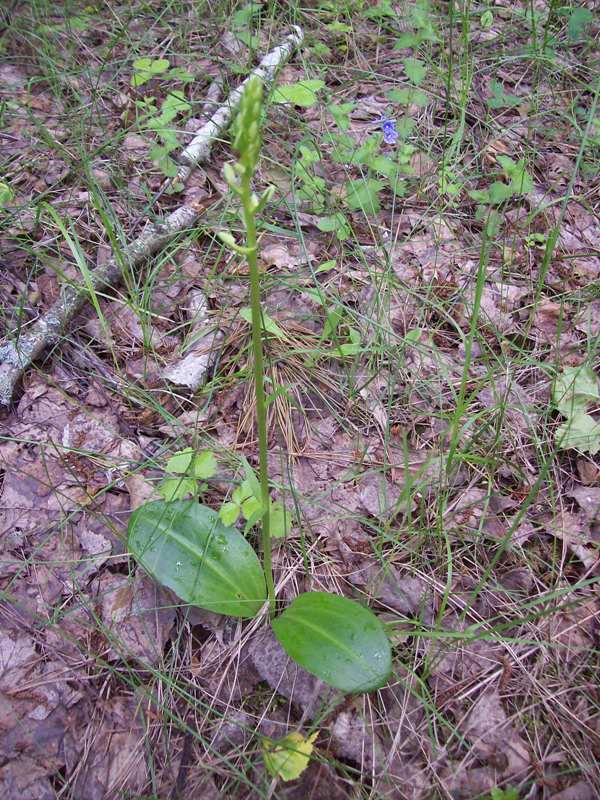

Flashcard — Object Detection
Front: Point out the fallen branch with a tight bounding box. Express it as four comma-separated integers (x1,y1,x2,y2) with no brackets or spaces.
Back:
163,288,223,392
0,26,303,407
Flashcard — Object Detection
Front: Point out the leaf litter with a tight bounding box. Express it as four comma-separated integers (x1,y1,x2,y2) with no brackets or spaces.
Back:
1,2,600,798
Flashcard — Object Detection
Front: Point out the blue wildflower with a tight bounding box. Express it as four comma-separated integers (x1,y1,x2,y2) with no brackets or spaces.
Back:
381,116,398,145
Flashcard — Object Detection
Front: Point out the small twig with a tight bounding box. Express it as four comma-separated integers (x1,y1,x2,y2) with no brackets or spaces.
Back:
0,26,303,407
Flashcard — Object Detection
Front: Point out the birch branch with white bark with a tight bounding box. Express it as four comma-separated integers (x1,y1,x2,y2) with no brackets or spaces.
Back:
0,26,303,407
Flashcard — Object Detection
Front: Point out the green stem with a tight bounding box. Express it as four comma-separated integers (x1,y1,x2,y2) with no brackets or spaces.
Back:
241,178,275,614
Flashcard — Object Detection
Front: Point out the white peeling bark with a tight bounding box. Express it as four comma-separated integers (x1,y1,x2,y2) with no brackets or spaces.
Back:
0,26,303,407
163,289,223,392
175,25,303,184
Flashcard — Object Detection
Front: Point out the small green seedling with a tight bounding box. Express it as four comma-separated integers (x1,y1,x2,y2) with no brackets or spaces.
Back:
128,76,392,697
131,57,170,87
130,57,193,181
158,447,217,501
0,181,14,207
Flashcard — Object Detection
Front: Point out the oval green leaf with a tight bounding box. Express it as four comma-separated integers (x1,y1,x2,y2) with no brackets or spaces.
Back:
128,500,266,618
272,591,392,693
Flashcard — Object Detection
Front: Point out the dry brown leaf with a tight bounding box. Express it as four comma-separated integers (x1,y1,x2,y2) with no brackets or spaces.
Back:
461,688,530,774
93,572,175,664
331,704,387,772
543,510,599,570
549,781,597,800
249,627,338,717
72,696,148,800
0,756,55,800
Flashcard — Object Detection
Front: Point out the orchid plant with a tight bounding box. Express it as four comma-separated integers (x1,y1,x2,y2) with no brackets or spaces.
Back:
128,77,392,694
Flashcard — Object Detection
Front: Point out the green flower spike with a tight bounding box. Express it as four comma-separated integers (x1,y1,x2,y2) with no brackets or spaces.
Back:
219,75,276,612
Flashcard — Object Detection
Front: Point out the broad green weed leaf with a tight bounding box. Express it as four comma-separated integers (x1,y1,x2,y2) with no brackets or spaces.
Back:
487,181,515,204
220,501,240,526
316,213,350,239
508,163,533,194
326,21,352,33
272,80,325,108
328,102,354,131
552,365,599,417
361,0,396,20
232,479,255,507
159,477,196,501
128,500,266,617
388,87,429,107
566,7,593,42
167,67,194,82
489,787,520,800
345,178,384,215
315,259,337,274
166,448,194,474
162,90,191,114
403,57,426,86
488,80,521,109
132,57,170,87
232,2,261,29
263,731,319,781
0,181,14,206
556,410,600,454
480,9,493,29
240,458,262,506
191,450,217,479
241,493,262,521
272,591,392,692
270,501,291,538
316,215,342,232
157,153,178,177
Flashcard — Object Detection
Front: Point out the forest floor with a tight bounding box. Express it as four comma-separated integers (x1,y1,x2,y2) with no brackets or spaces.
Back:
1,1,599,798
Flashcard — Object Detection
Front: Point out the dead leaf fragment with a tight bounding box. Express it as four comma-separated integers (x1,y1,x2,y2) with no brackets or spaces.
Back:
72,696,148,800
461,688,530,774
94,572,175,664
249,627,337,717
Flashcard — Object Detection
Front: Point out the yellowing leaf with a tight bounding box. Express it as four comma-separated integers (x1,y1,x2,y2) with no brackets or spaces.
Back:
263,731,318,781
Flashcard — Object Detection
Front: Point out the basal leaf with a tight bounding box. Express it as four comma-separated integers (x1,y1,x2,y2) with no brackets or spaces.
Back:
128,500,266,617
272,591,392,692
